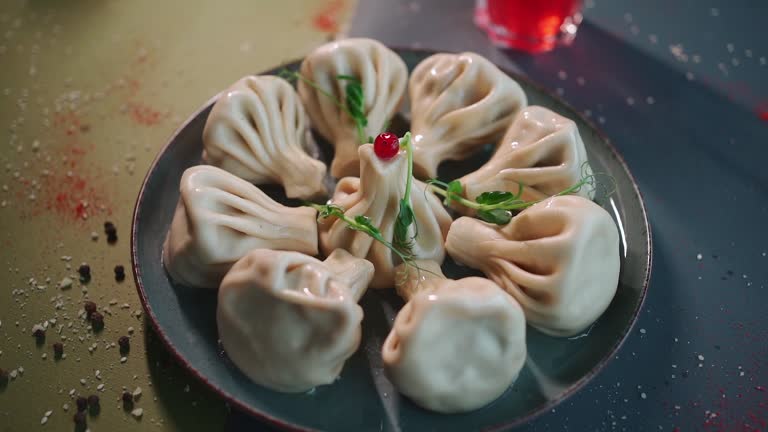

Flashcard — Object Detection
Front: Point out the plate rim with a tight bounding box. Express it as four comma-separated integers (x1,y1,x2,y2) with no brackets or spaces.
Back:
131,46,652,432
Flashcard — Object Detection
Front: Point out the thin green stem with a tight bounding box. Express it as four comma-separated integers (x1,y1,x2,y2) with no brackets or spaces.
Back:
281,70,346,112
401,132,413,204
428,184,483,210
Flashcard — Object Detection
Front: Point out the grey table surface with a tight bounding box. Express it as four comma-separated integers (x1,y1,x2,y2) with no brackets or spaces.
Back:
229,1,768,431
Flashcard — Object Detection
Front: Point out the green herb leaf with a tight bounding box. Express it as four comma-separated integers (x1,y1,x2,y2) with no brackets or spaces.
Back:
476,191,515,205
336,74,368,144
393,199,415,253
477,209,512,225
446,180,463,196
352,215,380,235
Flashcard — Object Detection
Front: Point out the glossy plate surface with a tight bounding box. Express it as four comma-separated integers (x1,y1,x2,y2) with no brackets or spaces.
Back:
131,49,651,431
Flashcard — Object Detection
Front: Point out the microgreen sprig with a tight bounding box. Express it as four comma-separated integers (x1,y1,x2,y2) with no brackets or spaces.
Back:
393,132,416,259
336,75,368,144
306,202,442,288
279,69,369,144
427,167,611,225
306,203,416,266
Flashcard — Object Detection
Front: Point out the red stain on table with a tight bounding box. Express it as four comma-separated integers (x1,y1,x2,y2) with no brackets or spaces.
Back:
39,144,113,223
312,0,346,33
126,101,165,126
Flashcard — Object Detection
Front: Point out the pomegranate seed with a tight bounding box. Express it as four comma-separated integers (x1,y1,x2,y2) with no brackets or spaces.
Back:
373,132,400,160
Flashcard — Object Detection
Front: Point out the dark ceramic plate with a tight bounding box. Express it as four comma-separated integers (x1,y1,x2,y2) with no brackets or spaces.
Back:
131,48,651,431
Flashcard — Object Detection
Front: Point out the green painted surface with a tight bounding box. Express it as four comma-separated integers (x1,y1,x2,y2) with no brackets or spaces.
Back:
0,1,354,430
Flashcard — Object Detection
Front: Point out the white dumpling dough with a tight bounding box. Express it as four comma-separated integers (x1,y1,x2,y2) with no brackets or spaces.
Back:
445,195,620,337
202,75,327,200
460,106,594,203
383,260,527,413
319,144,452,289
218,249,374,392
409,52,527,178
163,165,318,289
297,38,407,177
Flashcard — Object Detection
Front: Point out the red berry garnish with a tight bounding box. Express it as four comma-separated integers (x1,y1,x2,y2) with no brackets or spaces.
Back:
373,132,400,160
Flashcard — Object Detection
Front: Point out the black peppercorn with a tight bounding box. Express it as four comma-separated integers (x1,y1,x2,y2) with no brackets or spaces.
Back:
118,336,130,352
73,411,87,425
90,312,104,330
0,368,8,383
84,301,97,318
105,221,118,244
78,264,91,283
121,390,133,405
76,396,88,412
53,342,64,357
33,328,46,339
114,265,125,282
87,394,100,407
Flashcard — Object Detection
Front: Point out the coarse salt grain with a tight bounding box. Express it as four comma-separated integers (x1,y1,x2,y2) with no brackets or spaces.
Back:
696,253,702,260
698,354,705,361
131,408,144,418
97,383,104,391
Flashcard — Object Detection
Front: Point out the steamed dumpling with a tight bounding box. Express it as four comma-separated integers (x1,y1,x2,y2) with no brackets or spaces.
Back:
202,75,327,200
383,260,526,413
163,165,318,289
445,195,620,337
297,38,408,177
460,106,594,203
218,249,374,392
409,52,527,178
319,144,452,289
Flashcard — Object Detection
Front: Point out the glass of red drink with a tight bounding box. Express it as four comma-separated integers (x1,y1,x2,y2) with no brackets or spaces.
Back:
475,0,583,53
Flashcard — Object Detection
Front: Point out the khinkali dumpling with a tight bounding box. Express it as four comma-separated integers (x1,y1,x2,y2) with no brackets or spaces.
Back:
202,75,327,200
383,260,526,413
218,248,374,392
460,106,594,202
319,144,452,289
409,52,527,178
163,165,318,289
297,38,408,177
445,195,620,337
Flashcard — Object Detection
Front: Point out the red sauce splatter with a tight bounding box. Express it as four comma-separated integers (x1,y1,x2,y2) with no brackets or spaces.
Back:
757,108,768,122
312,0,346,33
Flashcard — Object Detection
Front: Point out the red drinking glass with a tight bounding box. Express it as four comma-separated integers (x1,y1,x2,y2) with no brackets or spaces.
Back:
475,0,583,53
